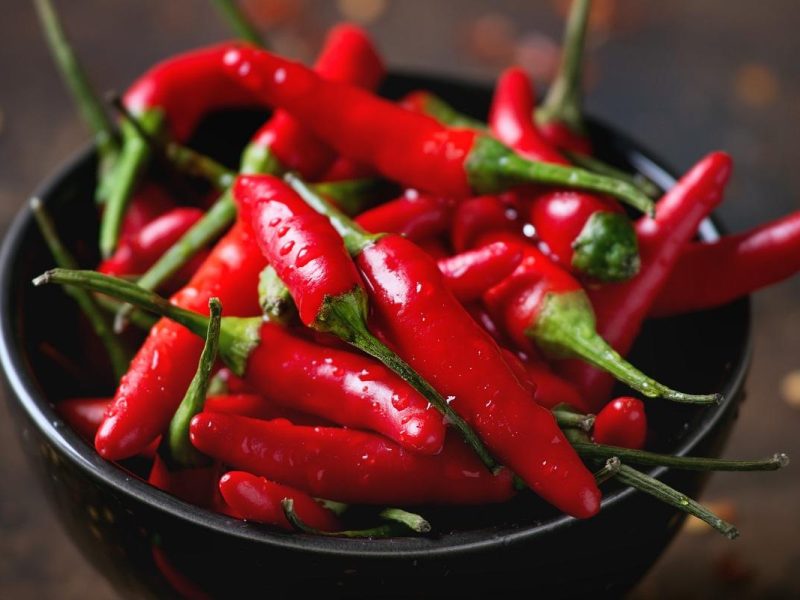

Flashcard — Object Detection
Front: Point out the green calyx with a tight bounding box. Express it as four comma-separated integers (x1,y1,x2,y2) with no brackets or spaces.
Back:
530,290,721,404
99,108,165,258
571,211,640,282
164,298,222,469
465,135,655,216
535,0,591,134
258,265,296,323
32,268,261,378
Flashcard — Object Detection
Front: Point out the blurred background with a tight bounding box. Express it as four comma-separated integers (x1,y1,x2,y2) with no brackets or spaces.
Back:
1,0,798,597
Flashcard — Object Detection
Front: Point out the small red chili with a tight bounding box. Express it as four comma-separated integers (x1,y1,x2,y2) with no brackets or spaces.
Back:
593,396,647,450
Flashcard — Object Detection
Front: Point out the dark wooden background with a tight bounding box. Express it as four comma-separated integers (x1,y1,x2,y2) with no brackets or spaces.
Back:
1,1,799,597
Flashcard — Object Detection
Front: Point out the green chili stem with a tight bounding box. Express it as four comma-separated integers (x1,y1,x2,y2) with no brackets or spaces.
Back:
553,408,595,431
466,136,655,216
99,112,162,258
536,0,591,134
282,499,429,538
210,0,265,48
95,295,158,330
33,0,119,168
320,288,500,473
164,298,222,468
564,150,661,199
31,200,130,380
165,143,236,190
594,457,620,485
615,463,739,539
420,93,487,130
533,290,721,405
574,442,788,472
285,173,383,254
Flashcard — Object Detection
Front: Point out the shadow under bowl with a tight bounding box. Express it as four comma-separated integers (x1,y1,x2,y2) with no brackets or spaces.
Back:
0,73,750,598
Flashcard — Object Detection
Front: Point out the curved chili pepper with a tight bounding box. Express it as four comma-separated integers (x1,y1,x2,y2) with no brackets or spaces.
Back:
100,42,265,257
221,46,654,213
561,152,733,407
355,191,456,242
651,210,800,317
593,396,647,450
436,241,523,303
400,90,485,130
490,67,639,281
128,25,385,304
190,414,514,505
91,221,265,460
480,231,720,407
100,207,207,279
282,186,601,519
534,0,592,154
36,268,447,455
235,174,480,460
450,195,519,253
219,471,341,531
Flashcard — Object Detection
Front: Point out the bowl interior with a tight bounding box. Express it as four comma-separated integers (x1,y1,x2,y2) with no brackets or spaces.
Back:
0,73,751,556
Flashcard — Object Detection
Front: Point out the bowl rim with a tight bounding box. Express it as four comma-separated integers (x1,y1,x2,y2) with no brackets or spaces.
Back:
0,73,752,559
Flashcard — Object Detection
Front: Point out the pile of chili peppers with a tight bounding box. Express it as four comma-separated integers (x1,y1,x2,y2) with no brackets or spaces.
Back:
31,0,794,542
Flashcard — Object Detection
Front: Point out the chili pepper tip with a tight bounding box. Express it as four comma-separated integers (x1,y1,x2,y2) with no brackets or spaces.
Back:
773,452,790,468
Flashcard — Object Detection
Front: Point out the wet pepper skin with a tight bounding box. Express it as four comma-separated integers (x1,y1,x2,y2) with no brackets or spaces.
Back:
238,322,446,455
221,45,476,197
190,414,514,505
355,234,601,519
234,175,362,326
95,222,265,460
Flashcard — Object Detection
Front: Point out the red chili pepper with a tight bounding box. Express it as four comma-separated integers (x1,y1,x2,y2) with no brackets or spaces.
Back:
190,414,514,505
593,396,647,450
480,231,719,408
219,471,341,531
561,152,733,407
450,195,520,253
95,221,265,460
490,67,640,282
221,46,654,212
489,67,568,165
436,241,523,303
651,210,800,317
118,182,175,242
100,207,207,278
57,397,111,442
244,24,385,179
209,367,253,395
319,156,375,181
355,190,456,242
506,352,584,411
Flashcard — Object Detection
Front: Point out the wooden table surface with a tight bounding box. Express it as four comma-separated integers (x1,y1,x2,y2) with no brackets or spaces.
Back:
1,1,798,597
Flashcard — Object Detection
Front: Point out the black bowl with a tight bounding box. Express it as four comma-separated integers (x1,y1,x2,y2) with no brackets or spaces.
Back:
0,73,750,599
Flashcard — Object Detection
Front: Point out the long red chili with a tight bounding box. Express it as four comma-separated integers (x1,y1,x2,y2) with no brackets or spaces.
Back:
479,231,719,408
219,471,341,531
561,152,733,407
450,195,520,253
285,186,601,518
190,414,514,505
650,210,800,317
435,241,523,302
220,46,654,212
490,67,639,281
94,221,265,460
